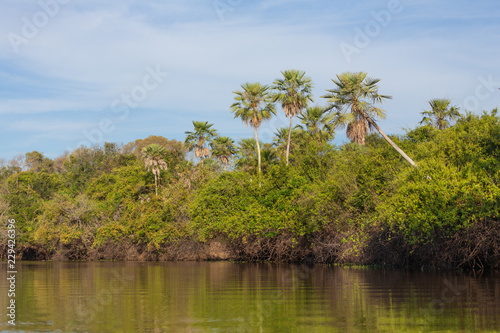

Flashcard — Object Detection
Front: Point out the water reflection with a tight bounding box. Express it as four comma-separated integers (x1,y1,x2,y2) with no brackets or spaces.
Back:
0,262,499,332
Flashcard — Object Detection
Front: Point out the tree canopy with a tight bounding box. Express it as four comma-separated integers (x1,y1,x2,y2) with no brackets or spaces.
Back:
1,70,498,270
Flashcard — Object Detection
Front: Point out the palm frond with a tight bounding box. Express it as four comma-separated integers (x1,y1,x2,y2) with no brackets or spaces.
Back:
420,98,461,129
322,72,391,145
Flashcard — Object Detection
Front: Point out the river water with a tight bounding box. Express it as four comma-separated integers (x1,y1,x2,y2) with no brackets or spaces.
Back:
0,261,499,332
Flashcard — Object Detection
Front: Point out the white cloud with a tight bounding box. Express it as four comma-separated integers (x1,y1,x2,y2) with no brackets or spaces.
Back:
0,0,499,159
11,119,94,132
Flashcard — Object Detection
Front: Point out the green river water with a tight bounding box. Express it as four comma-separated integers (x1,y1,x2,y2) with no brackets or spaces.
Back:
0,261,499,332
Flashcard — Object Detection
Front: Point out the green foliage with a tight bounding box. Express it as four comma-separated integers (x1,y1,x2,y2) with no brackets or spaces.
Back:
378,110,500,244
4,171,64,241
190,169,309,241
288,138,336,182
141,143,169,195
210,136,237,168
190,172,260,240
231,82,277,174
272,69,314,165
185,121,218,161
190,164,335,242
62,143,133,195
25,151,54,172
419,98,461,130
86,164,149,204
296,106,335,143
8,171,63,200
322,72,391,145
273,127,304,159
33,193,100,247
235,138,275,173
272,69,314,118
2,109,500,268
378,159,500,244
126,135,185,158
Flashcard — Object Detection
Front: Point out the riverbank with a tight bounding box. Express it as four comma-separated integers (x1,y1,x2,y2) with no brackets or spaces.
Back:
3,216,499,270
2,111,499,270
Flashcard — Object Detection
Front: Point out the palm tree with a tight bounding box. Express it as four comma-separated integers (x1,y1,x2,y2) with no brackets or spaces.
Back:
272,69,314,165
260,145,279,172
184,121,218,163
231,82,276,175
297,106,335,144
141,144,168,196
323,72,416,167
235,139,278,173
235,138,258,172
210,136,237,170
273,127,304,157
419,99,461,129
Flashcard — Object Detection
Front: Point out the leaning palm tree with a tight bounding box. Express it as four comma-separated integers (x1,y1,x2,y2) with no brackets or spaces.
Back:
419,99,461,130
231,82,276,175
323,72,416,167
297,106,335,144
141,144,168,196
210,136,237,170
272,69,314,165
184,121,218,163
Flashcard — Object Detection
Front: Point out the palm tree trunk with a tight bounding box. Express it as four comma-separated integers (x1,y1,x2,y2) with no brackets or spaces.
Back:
365,117,417,167
254,126,261,174
154,174,158,196
286,116,293,166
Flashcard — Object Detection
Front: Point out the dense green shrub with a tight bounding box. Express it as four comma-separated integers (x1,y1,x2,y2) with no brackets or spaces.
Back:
3,112,500,267
376,111,500,245
377,159,500,244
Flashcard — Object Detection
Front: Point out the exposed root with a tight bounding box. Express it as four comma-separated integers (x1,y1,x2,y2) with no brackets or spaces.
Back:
2,219,499,270
366,219,500,270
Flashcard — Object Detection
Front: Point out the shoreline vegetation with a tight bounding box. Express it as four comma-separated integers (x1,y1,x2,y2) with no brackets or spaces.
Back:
1,71,499,270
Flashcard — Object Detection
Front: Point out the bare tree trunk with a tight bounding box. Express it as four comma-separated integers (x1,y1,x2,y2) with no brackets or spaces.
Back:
366,117,417,167
254,127,262,174
254,126,262,187
154,174,158,196
286,116,293,166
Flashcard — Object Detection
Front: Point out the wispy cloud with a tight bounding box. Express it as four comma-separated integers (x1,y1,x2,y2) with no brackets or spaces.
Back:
0,0,499,159
258,0,309,10
11,119,94,132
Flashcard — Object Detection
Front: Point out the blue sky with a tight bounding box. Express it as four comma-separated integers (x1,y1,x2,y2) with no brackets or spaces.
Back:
1,0,499,161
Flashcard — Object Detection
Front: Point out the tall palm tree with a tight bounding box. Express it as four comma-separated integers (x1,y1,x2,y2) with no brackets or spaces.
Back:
297,106,335,144
184,121,218,163
141,144,168,196
419,99,461,129
260,145,279,172
210,136,237,170
235,139,278,173
323,72,416,167
273,127,304,157
272,69,314,165
231,82,276,175
235,138,258,172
